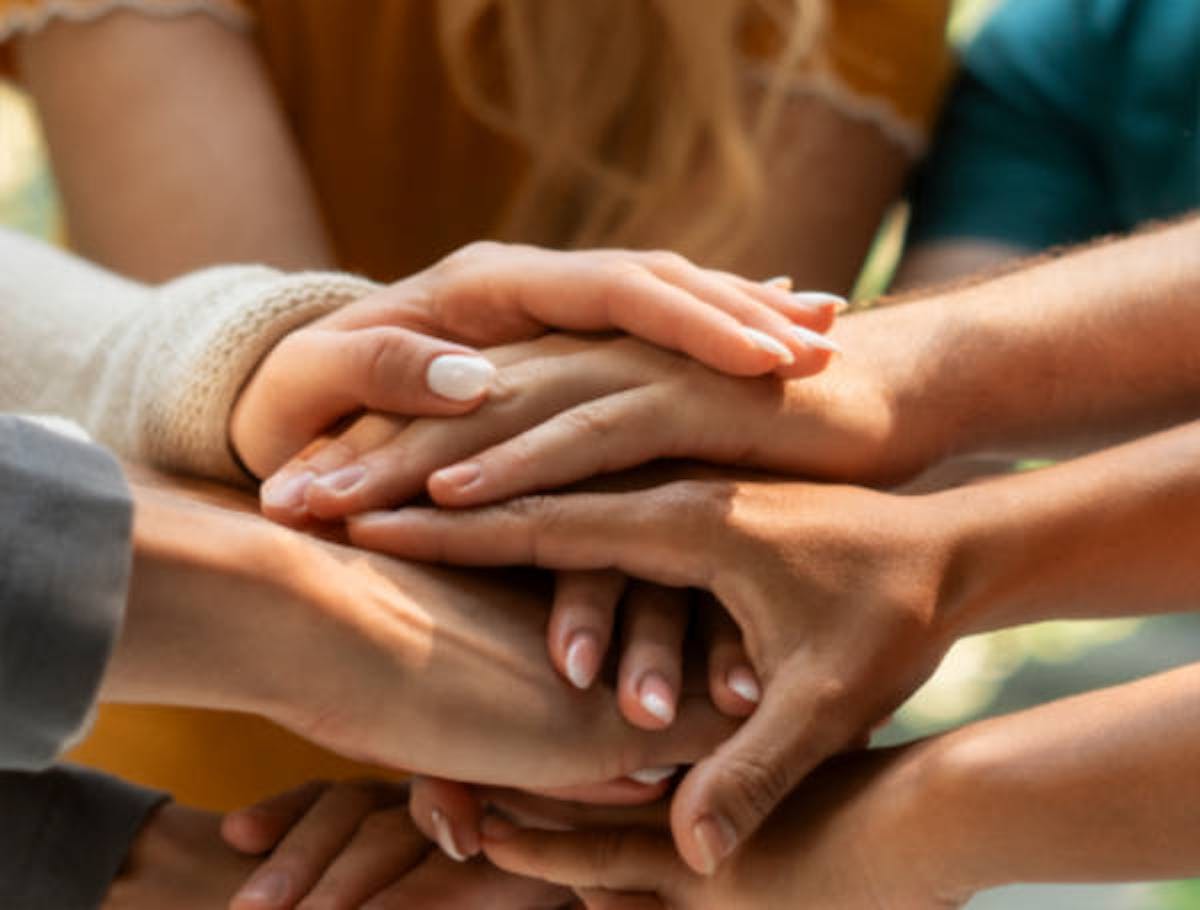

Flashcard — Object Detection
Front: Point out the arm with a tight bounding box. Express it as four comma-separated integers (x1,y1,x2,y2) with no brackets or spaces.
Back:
479,662,1200,906
15,9,334,280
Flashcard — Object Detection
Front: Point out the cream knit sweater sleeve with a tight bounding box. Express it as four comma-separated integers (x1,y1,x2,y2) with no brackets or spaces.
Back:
0,228,379,484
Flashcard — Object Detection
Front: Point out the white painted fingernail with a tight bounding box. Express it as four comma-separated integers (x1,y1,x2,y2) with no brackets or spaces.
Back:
629,765,678,785
726,666,762,704
431,808,467,862
764,275,793,290
639,674,677,725
791,291,849,313
565,632,599,690
426,355,496,401
740,327,795,365
261,471,315,512
790,325,843,354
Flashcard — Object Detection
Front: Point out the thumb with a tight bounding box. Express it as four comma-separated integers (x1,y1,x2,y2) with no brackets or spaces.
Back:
669,669,846,875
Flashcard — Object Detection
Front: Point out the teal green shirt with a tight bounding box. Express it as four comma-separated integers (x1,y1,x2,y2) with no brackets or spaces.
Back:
910,0,1199,250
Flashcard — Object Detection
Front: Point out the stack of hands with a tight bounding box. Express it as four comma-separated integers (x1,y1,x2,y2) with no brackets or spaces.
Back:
108,225,1200,908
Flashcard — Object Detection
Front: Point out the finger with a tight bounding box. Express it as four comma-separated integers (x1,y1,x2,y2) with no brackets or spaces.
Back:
361,851,569,910
481,818,684,897
427,386,680,508
222,780,330,856
700,605,761,718
261,415,405,523
669,667,847,876
479,788,671,831
348,482,729,590
300,806,430,909
577,889,667,910
616,584,689,730
643,257,840,378
408,776,483,861
549,571,627,690
231,781,402,909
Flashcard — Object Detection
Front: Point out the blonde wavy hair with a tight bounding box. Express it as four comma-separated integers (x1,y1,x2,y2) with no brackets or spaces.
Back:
437,0,827,264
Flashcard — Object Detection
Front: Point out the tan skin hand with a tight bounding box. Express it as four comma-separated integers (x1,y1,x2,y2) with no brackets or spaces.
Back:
346,473,961,876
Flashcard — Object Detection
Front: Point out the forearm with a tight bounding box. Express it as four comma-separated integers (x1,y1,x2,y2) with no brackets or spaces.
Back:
825,216,1200,469
920,662,1200,893
934,419,1200,633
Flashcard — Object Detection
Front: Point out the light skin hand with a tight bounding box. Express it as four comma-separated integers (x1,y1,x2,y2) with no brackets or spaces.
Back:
236,243,842,487
99,472,738,795
219,779,570,910
345,471,960,875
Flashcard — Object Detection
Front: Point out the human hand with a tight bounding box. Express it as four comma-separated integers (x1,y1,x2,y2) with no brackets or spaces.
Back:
346,473,962,874
221,779,571,909
108,475,738,794
233,242,842,479
102,802,259,909
476,743,972,909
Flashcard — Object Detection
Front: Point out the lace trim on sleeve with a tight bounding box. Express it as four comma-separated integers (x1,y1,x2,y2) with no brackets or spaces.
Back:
0,0,251,45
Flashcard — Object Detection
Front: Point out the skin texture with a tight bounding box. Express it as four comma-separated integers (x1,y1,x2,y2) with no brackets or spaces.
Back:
100,470,738,791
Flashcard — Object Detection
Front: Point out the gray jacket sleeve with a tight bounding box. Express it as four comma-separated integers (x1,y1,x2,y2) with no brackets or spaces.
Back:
0,765,166,910
0,415,132,767
1,417,166,909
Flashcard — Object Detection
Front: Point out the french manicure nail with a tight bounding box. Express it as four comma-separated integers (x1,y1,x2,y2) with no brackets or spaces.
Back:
431,808,467,862
790,325,844,354
790,291,849,313
764,275,794,290
260,471,315,512
313,464,366,494
639,673,676,725
565,631,600,690
629,765,679,785
740,327,795,365
426,354,496,401
692,814,738,876
235,869,290,906
432,462,481,492
726,666,762,704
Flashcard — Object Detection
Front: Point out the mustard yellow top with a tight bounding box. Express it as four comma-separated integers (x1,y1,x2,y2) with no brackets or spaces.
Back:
0,0,952,811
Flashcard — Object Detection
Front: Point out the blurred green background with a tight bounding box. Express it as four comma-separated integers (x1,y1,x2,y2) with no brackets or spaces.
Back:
2,1,1196,906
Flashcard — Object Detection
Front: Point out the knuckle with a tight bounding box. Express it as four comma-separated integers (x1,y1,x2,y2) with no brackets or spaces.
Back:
718,751,794,825
642,249,690,273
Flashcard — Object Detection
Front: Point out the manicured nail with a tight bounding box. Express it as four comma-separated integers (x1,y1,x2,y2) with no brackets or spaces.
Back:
790,291,848,313
564,631,600,690
312,464,366,495
726,666,762,704
480,813,519,842
629,765,678,785
426,354,496,401
431,462,481,492
260,471,315,512
638,673,676,725
431,808,467,862
692,814,738,876
235,869,290,906
740,327,795,365
790,325,843,354
764,275,793,290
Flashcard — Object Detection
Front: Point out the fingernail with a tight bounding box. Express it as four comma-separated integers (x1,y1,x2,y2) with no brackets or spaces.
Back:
431,808,467,862
480,813,519,842
629,765,678,785
692,814,738,876
312,464,366,495
790,291,849,314
726,666,762,704
790,325,844,354
764,275,793,290
235,869,290,906
431,462,481,492
564,631,600,690
639,673,676,725
740,327,795,365
426,354,496,401
260,471,315,512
